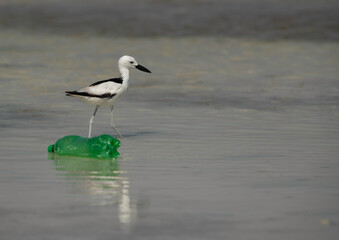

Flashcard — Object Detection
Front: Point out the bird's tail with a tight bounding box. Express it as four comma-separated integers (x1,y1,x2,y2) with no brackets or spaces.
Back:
65,91,78,97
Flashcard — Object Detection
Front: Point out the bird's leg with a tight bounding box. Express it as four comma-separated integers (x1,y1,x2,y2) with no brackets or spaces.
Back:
111,106,123,138
88,106,99,138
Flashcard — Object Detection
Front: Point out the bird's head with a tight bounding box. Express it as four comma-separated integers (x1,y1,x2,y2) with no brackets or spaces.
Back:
118,55,151,73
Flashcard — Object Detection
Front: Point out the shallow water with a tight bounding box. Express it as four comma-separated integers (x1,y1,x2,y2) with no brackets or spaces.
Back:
1,1,339,239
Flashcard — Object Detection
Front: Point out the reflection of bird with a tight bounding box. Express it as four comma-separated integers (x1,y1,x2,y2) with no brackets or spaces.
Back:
50,154,136,228
66,55,151,138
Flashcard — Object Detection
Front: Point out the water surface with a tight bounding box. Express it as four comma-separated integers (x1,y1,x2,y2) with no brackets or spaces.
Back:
1,1,339,239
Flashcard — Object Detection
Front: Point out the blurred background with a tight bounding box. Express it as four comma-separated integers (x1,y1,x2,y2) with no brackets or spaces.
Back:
0,0,339,239
1,0,339,40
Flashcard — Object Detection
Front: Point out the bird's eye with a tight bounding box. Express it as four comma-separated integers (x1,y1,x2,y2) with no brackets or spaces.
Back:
130,61,134,64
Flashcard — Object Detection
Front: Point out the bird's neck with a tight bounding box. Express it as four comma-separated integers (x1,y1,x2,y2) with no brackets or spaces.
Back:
119,67,129,82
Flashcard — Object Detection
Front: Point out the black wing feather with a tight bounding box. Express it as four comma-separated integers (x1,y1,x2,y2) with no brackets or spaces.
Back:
89,77,123,86
65,91,116,99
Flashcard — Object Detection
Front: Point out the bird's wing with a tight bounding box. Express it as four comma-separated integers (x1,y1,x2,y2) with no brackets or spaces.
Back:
89,78,123,86
79,81,122,96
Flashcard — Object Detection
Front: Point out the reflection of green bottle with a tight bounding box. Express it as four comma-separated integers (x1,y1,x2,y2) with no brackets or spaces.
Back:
50,154,120,180
48,135,120,159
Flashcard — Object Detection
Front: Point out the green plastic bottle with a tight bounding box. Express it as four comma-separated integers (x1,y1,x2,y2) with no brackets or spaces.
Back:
48,135,120,159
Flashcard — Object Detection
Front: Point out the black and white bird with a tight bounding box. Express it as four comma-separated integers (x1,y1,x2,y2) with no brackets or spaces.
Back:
65,55,151,138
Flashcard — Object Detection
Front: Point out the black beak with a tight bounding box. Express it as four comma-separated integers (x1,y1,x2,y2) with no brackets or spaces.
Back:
136,64,151,73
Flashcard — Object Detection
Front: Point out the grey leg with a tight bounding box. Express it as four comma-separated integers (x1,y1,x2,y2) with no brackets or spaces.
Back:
111,106,123,138
88,106,99,138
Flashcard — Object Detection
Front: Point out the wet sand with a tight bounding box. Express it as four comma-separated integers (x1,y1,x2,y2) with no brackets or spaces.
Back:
0,1,339,239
